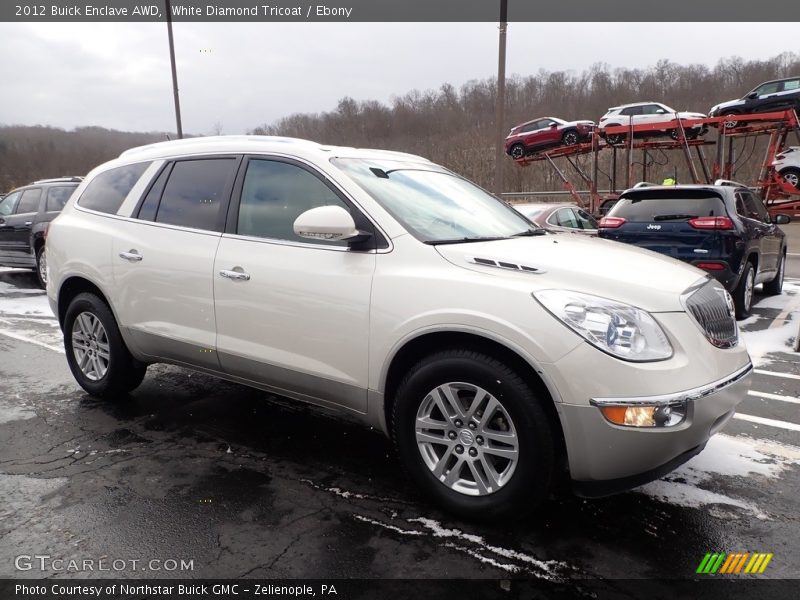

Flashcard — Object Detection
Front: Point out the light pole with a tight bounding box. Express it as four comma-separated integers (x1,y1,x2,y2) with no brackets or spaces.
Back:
494,0,508,196
164,0,183,138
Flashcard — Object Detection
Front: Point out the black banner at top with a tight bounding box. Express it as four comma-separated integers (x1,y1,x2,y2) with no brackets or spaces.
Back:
1,0,799,22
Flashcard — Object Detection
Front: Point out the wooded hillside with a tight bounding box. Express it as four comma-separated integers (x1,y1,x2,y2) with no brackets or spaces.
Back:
2,52,798,197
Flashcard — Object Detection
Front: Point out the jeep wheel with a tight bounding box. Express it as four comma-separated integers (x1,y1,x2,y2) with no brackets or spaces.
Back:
392,349,555,520
64,293,147,398
733,262,755,319
763,252,786,296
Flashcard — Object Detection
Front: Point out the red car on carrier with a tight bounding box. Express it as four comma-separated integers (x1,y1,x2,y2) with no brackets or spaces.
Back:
505,117,595,159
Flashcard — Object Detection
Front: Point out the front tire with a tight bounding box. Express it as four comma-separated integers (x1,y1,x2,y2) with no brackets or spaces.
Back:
733,262,755,319
64,293,146,398
763,252,786,296
391,349,555,520
509,143,526,160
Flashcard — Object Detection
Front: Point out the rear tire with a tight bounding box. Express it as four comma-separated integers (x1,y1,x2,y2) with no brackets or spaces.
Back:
561,130,579,146
780,167,800,190
763,252,785,296
721,111,740,129
391,349,555,520
64,292,146,399
35,245,47,289
733,262,755,319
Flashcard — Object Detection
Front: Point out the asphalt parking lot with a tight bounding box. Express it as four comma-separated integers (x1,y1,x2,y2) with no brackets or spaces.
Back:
1,242,799,586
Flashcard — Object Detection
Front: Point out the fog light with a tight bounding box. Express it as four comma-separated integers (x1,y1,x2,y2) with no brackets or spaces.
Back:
599,403,686,427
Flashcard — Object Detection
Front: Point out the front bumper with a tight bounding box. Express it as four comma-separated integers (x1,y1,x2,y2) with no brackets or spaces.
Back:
558,361,752,484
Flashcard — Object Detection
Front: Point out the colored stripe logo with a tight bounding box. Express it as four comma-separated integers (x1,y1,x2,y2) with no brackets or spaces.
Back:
696,552,773,574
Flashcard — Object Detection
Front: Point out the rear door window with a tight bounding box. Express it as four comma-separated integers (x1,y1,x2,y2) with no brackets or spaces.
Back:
611,193,727,222
155,158,238,231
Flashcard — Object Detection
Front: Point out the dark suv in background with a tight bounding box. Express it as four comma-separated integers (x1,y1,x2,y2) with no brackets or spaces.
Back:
0,177,82,287
598,181,790,319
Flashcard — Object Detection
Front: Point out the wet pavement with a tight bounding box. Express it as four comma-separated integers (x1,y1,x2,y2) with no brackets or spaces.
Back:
1,267,799,585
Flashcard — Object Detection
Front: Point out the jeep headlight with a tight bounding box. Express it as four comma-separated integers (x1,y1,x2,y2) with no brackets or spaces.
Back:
533,290,673,362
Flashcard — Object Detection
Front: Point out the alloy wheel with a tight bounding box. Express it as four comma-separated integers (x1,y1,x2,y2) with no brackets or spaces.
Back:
744,269,754,312
415,382,519,496
38,251,47,285
71,312,110,381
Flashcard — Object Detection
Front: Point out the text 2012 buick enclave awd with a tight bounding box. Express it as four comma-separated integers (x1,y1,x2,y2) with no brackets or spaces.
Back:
46,136,752,519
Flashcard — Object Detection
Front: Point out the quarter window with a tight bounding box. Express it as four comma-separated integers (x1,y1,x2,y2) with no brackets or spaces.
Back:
45,186,75,212
554,208,579,228
237,159,351,245
15,189,41,214
155,158,237,231
79,162,150,214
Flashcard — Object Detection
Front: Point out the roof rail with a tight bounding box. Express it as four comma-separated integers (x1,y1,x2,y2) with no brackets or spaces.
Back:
632,181,658,188
119,135,319,158
32,176,84,184
713,178,748,187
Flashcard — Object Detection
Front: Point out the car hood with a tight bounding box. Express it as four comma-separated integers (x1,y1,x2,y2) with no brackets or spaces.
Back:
710,98,743,114
434,234,704,312
676,111,707,119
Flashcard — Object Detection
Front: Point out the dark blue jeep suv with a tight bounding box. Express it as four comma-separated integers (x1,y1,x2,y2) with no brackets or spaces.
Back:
598,181,790,319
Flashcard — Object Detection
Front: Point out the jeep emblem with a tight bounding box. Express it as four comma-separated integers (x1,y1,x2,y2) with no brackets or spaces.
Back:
647,224,662,230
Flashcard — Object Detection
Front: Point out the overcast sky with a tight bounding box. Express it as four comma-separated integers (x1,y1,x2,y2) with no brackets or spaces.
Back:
0,22,794,135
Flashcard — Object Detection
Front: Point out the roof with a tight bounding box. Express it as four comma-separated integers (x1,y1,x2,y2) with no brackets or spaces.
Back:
117,135,431,165
607,101,662,110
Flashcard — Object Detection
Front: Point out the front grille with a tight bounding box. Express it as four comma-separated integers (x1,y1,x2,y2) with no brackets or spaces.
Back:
683,279,738,348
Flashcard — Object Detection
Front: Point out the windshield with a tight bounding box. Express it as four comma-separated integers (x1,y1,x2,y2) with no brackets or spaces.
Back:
332,158,538,243
611,192,727,222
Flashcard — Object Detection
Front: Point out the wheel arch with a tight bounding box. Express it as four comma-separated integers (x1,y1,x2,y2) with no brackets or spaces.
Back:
381,330,568,472
57,275,116,330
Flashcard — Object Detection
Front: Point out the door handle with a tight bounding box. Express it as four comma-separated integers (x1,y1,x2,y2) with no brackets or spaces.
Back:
24,221,32,226
219,269,250,281
119,250,143,262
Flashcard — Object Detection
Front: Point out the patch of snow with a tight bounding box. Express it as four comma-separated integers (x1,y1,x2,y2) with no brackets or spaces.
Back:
641,480,769,519
0,294,54,318
638,433,800,518
740,318,796,366
353,514,567,579
0,399,36,424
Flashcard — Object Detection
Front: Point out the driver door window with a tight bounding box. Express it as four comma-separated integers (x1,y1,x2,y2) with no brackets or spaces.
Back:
236,159,351,246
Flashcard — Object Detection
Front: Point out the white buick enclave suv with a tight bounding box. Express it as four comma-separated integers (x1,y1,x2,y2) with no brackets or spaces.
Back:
46,136,752,518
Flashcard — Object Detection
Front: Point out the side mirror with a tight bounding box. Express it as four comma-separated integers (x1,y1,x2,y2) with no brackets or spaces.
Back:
774,214,791,225
656,109,666,114
549,123,558,128
293,205,371,243
747,92,758,99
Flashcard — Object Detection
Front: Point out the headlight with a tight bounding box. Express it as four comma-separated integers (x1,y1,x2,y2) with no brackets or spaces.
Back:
533,290,673,362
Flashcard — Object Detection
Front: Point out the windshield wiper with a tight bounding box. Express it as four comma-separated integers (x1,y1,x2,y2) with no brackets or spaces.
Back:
512,228,547,237
653,214,698,221
425,236,510,245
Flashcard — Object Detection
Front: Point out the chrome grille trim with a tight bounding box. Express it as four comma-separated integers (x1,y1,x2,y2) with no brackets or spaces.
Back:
681,278,738,349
